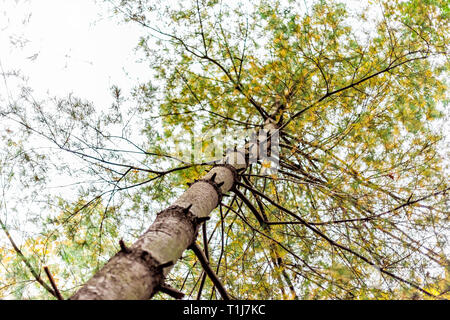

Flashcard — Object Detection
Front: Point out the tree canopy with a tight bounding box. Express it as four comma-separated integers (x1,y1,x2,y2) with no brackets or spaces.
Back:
0,0,449,299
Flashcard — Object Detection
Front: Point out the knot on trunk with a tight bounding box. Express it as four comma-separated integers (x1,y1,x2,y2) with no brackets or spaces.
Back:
212,163,241,190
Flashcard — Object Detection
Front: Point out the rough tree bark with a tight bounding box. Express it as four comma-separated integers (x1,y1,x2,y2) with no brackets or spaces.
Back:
70,120,278,300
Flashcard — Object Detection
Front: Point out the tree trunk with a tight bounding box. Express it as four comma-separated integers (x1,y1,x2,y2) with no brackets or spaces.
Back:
71,121,277,300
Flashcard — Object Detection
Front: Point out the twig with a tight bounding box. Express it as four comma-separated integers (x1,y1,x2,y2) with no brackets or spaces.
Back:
233,186,267,227
159,284,185,300
0,218,58,298
196,223,209,300
43,266,64,300
189,243,231,300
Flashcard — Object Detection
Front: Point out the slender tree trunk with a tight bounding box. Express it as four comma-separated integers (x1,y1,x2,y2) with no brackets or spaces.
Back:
71,120,278,300
70,162,240,299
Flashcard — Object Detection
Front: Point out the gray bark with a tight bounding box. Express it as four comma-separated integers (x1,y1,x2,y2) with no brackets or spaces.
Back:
71,162,242,299
71,120,277,300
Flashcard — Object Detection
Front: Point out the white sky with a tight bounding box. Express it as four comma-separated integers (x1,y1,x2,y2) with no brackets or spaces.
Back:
0,0,154,253
0,0,149,107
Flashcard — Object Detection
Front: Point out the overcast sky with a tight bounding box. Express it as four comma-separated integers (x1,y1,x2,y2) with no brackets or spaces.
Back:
0,0,148,107
0,0,156,243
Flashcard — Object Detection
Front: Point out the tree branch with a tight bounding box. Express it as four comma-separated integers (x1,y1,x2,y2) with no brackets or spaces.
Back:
189,242,231,300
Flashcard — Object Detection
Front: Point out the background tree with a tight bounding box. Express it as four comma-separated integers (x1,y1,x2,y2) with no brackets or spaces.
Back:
1,0,449,299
